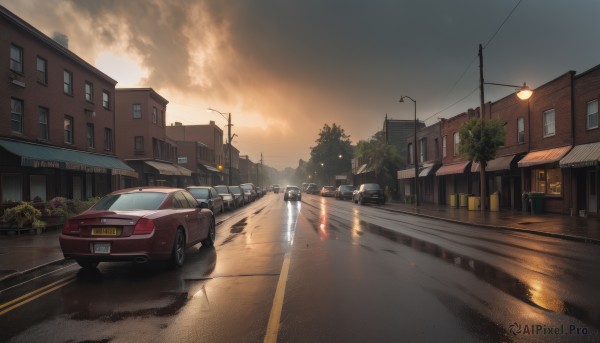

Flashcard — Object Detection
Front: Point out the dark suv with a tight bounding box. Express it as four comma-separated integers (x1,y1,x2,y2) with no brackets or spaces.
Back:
353,183,385,205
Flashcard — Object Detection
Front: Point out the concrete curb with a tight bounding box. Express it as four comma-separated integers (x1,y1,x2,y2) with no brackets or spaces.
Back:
376,205,600,245
0,258,70,283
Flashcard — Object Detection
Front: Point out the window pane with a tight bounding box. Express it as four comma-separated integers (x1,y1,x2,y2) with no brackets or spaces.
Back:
85,82,93,101
87,124,94,148
38,107,48,140
63,71,72,94
547,168,561,195
543,110,555,136
10,45,23,73
10,98,23,133
30,175,47,202
36,57,47,84
133,104,141,118
588,100,598,129
64,116,73,144
1,174,22,202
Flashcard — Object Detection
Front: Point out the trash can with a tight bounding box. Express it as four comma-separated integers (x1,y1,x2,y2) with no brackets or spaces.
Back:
528,192,544,214
459,193,469,207
490,192,499,212
468,196,480,211
449,194,458,208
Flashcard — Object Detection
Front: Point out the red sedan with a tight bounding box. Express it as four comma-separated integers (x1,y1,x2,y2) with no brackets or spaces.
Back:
59,187,215,269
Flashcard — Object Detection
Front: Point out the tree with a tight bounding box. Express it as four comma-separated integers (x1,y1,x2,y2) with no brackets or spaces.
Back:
458,118,505,163
307,123,354,185
458,118,505,208
355,131,402,195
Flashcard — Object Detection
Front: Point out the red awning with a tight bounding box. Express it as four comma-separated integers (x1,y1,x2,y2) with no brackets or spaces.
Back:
518,146,571,168
436,161,470,176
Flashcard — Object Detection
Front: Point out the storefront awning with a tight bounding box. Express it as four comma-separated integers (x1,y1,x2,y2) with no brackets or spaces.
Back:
471,155,518,173
518,146,571,168
419,166,434,177
354,164,373,175
145,161,192,176
0,138,137,177
436,161,470,176
559,142,600,168
398,168,416,179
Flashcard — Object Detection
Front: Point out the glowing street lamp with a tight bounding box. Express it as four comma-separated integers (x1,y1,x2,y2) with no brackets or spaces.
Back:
207,108,233,185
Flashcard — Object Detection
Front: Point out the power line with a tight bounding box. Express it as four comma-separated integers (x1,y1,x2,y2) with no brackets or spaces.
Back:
423,0,523,122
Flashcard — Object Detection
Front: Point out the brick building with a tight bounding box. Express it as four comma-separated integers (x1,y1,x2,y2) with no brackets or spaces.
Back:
0,5,136,203
165,121,225,185
115,88,191,187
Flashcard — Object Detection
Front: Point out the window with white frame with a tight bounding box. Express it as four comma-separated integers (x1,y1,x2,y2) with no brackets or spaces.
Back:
517,117,525,143
64,70,73,95
543,109,555,137
38,107,49,140
453,132,460,156
11,98,24,134
64,115,73,144
10,44,23,73
442,135,447,158
102,91,110,109
587,100,598,129
133,104,142,118
85,81,93,102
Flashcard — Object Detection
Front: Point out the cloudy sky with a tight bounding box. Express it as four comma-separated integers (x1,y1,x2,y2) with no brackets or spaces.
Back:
3,0,600,169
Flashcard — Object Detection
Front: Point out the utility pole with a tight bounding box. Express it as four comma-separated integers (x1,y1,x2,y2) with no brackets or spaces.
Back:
260,153,264,188
479,44,486,212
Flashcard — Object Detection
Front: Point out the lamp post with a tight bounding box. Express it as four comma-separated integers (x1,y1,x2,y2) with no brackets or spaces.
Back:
207,108,232,186
478,44,532,212
400,95,419,207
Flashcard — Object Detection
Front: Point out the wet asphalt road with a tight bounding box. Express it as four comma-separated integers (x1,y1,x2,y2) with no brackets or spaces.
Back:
1,192,599,342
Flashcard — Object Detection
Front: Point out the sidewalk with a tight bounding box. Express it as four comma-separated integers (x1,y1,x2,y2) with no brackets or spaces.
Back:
378,200,600,244
1,200,599,283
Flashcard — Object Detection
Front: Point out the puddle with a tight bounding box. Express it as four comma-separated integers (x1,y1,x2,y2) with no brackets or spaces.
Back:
357,220,599,329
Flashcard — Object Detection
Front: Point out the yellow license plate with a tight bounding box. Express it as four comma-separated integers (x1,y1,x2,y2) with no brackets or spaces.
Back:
91,227,120,236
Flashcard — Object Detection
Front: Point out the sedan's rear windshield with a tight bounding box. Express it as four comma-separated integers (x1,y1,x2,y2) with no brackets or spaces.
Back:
286,187,299,192
91,192,166,211
364,184,381,190
241,184,253,191
188,188,209,198
229,186,242,194
214,186,229,194
340,185,355,191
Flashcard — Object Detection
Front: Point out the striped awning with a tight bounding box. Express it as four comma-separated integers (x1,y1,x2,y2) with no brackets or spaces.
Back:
518,146,571,168
560,142,600,168
398,168,416,179
145,161,192,176
436,161,470,176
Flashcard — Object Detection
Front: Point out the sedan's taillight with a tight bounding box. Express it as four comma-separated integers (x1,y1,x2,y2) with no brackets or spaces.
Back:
133,218,155,235
62,219,79,235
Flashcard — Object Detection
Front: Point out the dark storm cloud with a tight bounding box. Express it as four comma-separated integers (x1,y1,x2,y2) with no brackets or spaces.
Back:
2,0,600,168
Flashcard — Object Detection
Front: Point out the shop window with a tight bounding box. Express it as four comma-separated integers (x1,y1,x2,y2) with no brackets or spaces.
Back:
531,167,561,195
1,174,22,202
30,175,47,201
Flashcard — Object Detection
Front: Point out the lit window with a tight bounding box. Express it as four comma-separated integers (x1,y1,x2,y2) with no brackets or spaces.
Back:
532,167,562,195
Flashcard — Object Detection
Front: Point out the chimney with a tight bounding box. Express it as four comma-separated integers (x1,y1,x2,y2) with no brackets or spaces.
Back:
174,122,182,126
52,32,68,48
209,120,215,126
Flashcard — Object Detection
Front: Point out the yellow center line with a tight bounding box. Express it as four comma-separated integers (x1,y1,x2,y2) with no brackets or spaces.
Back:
0,276,76,314
263,252,291,343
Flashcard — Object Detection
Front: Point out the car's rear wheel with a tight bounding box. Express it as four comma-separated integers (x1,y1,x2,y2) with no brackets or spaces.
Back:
168,228,185,269
75,259,99,269
202,217,216,247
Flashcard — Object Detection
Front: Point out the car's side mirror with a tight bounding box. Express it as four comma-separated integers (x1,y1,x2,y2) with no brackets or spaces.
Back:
199,201,209,209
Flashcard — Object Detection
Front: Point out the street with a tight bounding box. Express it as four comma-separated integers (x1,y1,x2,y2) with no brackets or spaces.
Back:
1,192,599,342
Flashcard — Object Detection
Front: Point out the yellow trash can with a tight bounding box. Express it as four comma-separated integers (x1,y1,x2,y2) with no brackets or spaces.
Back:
490,192,499,212
459,193,468,207
449,194,457,208
468,196,480,211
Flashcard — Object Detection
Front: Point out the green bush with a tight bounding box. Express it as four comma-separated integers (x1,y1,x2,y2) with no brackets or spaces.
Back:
1,202,42,228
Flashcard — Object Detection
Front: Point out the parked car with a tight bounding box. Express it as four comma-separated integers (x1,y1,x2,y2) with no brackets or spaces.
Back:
214,185,237,211
240,183,258,202
335,185,356,200
306,183,319,194
186,186,225,214
284,186,302,201
320,186,336,197
256,186,264,197
228,185,246,207
273,184,280,193
59,187,215,269
353,183,386,205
